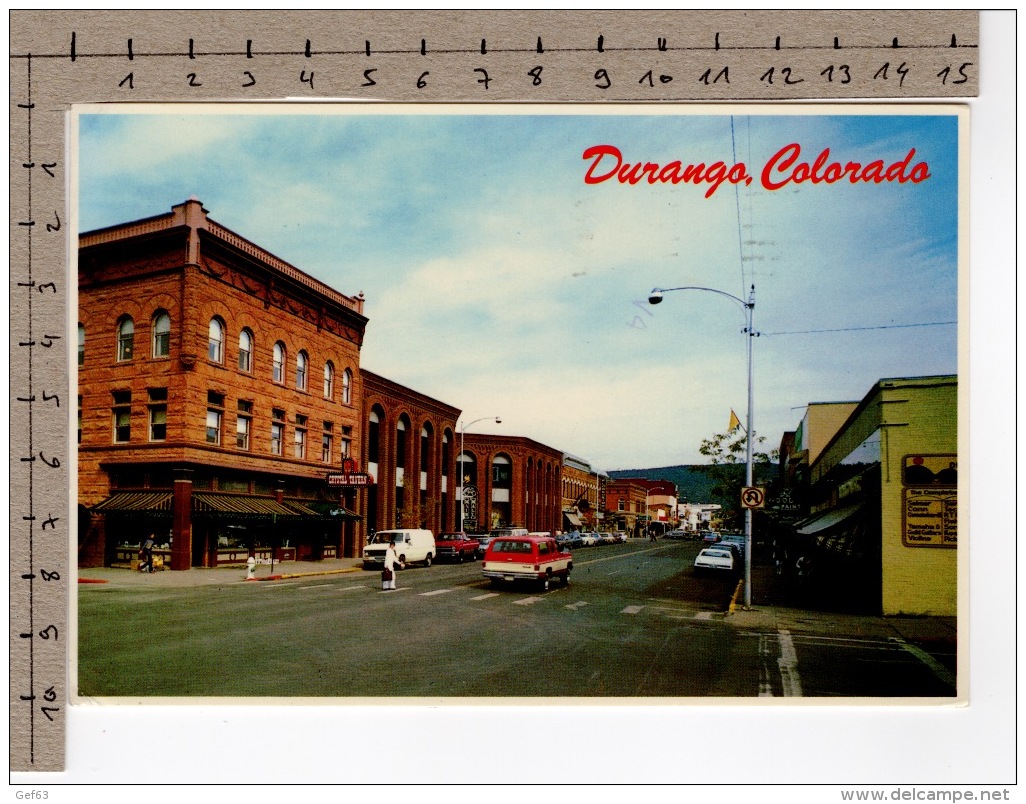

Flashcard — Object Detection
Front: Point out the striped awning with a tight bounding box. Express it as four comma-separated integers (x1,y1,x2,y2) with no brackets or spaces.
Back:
91,491,173,513
191,491,300,518
289,500,362,520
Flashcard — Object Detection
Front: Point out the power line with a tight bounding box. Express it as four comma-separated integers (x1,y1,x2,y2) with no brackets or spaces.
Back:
763,321,956,336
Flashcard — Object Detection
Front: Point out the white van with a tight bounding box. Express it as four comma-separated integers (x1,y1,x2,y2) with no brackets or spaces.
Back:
362,529,436,569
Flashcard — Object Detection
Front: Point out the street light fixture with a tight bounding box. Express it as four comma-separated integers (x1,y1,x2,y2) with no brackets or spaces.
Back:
649,284,757,608
458,415,502,533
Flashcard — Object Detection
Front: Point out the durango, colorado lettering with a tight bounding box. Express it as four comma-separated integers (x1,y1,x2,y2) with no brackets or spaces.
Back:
582,143,931,197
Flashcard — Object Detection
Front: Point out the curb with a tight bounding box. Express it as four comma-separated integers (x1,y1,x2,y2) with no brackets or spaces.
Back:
78,578,108,584
249,567,362,582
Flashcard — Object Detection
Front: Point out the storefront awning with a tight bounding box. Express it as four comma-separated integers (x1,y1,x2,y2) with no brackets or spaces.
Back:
796,503,863,536
563,511,583,528
290,501,362,520
91,491,173,513
796,503,870,558
192,491,300,518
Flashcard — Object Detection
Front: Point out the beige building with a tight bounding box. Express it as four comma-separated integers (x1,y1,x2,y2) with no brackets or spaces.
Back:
799,376,957,616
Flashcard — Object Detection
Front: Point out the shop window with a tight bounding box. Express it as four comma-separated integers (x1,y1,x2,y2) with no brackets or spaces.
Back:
148,389,168,442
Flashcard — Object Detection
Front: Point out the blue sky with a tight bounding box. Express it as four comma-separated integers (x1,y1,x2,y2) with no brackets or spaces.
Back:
75,105,961,471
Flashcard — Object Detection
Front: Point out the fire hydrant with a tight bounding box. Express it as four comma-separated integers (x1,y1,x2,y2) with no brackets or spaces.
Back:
246,554,257,581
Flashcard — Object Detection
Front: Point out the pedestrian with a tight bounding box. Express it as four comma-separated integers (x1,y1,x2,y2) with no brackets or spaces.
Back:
139,533,155,573
382,538,402,591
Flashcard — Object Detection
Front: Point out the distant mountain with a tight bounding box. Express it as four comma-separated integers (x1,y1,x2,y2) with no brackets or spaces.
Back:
607,465,719,504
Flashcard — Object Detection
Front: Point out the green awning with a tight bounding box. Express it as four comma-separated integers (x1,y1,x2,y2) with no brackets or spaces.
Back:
91,491,173,512
192,491,300,518
291,500,362,520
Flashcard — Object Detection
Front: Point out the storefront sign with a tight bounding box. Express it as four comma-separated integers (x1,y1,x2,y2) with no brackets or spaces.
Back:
326,472,374,487
902,453,957,548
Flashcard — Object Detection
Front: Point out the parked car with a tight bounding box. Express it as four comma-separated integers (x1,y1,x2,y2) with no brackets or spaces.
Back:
434,532,480,563
481,534,573,591
579,532,599,547
694,547,735,574
613,531,628,543
664,529,688,540
477,527,528,558
718,534,747,556
702,531,723,545
363,529,436,569
556,532,581,550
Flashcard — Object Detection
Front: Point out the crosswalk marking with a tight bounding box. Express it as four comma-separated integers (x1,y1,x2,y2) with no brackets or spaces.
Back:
694,612,712,620
565,601,588,611
620,605,644,615
514,596,542,606
419,588,455,597
470,593,500,601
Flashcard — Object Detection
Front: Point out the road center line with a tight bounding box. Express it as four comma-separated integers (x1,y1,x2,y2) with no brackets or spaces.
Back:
419,589,455,597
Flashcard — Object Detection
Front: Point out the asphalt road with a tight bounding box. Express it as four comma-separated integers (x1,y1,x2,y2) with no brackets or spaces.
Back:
77,540,956,699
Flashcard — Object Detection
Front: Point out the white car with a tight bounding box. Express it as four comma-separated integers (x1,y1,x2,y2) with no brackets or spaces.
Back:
694,548,735,573
579,532,599,547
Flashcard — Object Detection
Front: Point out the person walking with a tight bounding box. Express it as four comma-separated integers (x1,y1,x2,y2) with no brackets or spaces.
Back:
139,533,155,573
382,538,401,591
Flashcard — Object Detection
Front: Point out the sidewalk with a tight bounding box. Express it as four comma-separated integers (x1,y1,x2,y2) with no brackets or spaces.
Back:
724,603,957,645
78,557,366,588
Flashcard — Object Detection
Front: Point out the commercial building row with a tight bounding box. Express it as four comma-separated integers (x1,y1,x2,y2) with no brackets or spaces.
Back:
78,200,593,570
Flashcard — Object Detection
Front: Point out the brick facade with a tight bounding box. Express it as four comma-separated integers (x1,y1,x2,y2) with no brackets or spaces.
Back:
361,371,461,536
460,435,563,534
78,200,368,568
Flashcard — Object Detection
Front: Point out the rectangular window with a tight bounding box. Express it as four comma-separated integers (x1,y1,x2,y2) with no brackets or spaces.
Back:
294,428,306,459
341,438,351,460
112,391,131,443
208,390,225,407
271,422,284,455
206,409,222,445
78,396,83,444
149,407,167,441
236,416,250,450
321,432,332,463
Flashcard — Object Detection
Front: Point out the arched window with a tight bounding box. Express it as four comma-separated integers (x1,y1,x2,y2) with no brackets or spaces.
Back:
272,342,286,384
238,328,253,372
323,361,334,399
208,317,225,363
152,311,171,358
116,317,134,361
77,324,85,366
342,368,353,405
296,351,308,391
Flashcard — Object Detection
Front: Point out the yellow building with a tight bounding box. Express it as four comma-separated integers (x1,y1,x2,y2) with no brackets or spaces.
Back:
803,376,957,616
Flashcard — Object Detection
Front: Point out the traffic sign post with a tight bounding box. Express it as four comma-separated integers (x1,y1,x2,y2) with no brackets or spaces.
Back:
741,486,766,509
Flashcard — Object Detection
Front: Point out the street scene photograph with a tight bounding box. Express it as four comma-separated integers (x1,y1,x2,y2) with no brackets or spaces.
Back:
74,104,963,704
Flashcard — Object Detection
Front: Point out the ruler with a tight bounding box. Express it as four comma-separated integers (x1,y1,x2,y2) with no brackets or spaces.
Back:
8,8,978,774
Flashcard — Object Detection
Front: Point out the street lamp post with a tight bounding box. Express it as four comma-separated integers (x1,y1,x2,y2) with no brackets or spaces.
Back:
649,284,757,608
458,415,502,532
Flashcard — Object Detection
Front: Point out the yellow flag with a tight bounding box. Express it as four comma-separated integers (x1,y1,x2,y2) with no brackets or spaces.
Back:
728,410,741,431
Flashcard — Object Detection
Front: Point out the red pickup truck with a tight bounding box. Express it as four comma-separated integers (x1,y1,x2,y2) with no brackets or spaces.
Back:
434,532,481,563
482,534,573,591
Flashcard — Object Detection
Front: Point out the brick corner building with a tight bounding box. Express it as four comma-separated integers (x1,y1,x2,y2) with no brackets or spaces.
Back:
78,199,369,569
